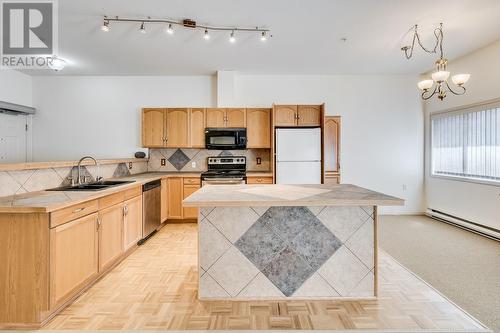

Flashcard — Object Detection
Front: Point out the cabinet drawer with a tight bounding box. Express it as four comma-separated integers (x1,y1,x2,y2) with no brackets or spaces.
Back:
246,176,273,184
99,192,125,210
183,177,201,185
50,200,98,228
124,185,142,200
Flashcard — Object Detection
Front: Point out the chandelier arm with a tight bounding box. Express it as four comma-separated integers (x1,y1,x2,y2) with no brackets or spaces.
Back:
445,81,466,96
421,85,438,100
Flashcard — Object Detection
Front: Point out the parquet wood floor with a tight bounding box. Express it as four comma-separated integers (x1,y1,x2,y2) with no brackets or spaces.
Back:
43,223,489,331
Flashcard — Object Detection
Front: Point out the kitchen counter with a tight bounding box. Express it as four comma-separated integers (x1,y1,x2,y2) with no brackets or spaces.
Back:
0,172,201,213
185,184,403,300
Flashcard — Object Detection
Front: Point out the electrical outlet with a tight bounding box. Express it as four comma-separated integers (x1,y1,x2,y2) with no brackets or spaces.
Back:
191,161,196,168
161,158,166,166
128,162,133,169
256,157,261,165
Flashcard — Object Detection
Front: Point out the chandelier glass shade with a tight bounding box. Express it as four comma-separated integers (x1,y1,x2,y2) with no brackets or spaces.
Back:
402,23,470,101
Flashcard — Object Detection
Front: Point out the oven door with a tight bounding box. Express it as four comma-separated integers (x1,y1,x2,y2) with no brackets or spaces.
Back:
205,128,246,149
202,177,246,186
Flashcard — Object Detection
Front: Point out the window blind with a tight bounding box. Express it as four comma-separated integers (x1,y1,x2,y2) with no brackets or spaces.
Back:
431,103,500,183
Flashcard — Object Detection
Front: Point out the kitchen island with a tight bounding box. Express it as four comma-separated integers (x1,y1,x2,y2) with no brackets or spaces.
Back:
183,184,404,300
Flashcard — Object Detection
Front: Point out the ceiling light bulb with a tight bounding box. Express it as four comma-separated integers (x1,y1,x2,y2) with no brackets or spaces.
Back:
101,20,110,32
166,23,174,34
203,29,210,40
431,70,450,83
139,22,146,34
451,73,470,86
229,31,236,43
260,31,267,41
48,55,66,71
417,79,434,91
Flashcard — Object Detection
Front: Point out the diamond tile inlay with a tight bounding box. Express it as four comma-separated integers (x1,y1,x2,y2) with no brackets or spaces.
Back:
234,206,342,296
168,149,190,171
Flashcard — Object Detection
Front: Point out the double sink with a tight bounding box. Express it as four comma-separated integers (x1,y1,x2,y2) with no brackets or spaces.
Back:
47,180,135,192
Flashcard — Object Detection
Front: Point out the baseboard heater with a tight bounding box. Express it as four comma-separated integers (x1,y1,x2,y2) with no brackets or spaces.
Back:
426,208,500,241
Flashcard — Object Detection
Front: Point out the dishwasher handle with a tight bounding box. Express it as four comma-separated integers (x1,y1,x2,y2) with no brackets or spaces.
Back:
143,179,161,192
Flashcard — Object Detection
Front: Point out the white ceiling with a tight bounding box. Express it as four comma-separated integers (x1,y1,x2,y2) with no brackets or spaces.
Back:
27,0,500,76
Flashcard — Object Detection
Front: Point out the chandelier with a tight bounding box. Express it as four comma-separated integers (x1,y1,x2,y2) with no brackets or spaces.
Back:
401,23,470,101
100,16,271,43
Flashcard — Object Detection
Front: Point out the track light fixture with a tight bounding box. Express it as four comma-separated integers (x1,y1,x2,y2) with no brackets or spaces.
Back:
139,21,146,34
101,16,271,43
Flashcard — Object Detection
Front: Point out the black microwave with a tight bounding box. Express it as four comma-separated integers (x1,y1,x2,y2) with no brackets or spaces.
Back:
205,128,247,150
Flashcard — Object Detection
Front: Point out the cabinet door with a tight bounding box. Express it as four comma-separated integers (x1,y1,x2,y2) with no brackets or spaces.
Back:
142,108,166,147
166,108,189,147
246,108,271,148
167,178,183,219
246,176,273,184
324,116,340,172
226,108,246,127
50,213,98,308
161,178,168,223
297,105,321,126
123,196,143,251
182,184,200,219
206,108,226,128
274,105,297,126
190,108,206,148
98,203,124,272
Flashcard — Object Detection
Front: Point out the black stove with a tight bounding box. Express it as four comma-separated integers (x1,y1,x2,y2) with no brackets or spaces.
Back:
201,156,246,185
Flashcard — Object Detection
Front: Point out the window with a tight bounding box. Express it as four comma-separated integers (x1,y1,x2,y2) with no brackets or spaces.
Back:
431,102,500,184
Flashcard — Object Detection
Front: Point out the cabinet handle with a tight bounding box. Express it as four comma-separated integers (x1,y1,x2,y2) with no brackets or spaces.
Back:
96,218,101,230
73,207,85,213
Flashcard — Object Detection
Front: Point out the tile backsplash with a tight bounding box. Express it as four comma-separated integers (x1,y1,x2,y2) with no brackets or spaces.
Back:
147,148,271,173
0,161,148,198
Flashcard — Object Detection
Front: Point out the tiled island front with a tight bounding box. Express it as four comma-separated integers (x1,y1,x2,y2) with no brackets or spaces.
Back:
183,184,404,300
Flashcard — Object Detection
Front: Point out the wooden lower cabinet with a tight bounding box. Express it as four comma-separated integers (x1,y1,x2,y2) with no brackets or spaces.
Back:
246,176,273,184
183,184,200,219
98,203,124,272
167,178,183,219
123,196,143,251
161,178,168,222
49,213,99,309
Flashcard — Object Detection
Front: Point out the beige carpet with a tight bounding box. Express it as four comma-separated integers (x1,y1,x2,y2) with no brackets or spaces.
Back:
378,215,500,333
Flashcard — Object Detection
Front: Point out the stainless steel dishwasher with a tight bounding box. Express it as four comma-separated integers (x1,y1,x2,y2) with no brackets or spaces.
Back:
139,179,161,245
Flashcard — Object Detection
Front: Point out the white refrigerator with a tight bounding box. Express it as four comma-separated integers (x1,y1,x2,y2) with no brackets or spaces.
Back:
275,128,322,184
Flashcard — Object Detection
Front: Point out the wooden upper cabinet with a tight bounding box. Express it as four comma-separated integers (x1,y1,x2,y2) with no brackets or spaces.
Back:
324,116,341,172
298,105,321,126
166,108,189,148
123,195,143,251
226,108,246,127
49,213,98,308
190,108,206,148
274,105,298,126
142,108,166,147
98,203,124,272
246,108,271,148
206,108,226,128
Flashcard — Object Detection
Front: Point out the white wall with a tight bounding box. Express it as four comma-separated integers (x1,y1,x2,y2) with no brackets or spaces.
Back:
234,74,424,214
0,69,33,106
31,76,215,161
424,40,500,230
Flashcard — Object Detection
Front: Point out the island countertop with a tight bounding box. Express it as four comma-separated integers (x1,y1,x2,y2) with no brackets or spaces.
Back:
183,184,404,207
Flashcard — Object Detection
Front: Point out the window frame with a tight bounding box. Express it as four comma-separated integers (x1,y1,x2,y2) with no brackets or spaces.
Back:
429,98,500,187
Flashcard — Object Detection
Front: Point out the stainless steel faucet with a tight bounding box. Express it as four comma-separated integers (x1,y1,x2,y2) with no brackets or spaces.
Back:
77,156,100,185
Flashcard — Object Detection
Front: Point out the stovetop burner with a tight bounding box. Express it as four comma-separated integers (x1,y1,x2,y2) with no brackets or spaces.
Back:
201,156,246,180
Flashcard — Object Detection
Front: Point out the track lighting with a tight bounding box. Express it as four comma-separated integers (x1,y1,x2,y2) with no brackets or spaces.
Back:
139,22,146,34
229,31,236,43
203,29,210,40
101,19,110,32
260,31,267,41
166,23,174,34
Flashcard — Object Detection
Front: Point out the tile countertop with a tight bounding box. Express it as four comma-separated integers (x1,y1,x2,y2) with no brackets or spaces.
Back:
183,184,404,207
0,172,201,213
